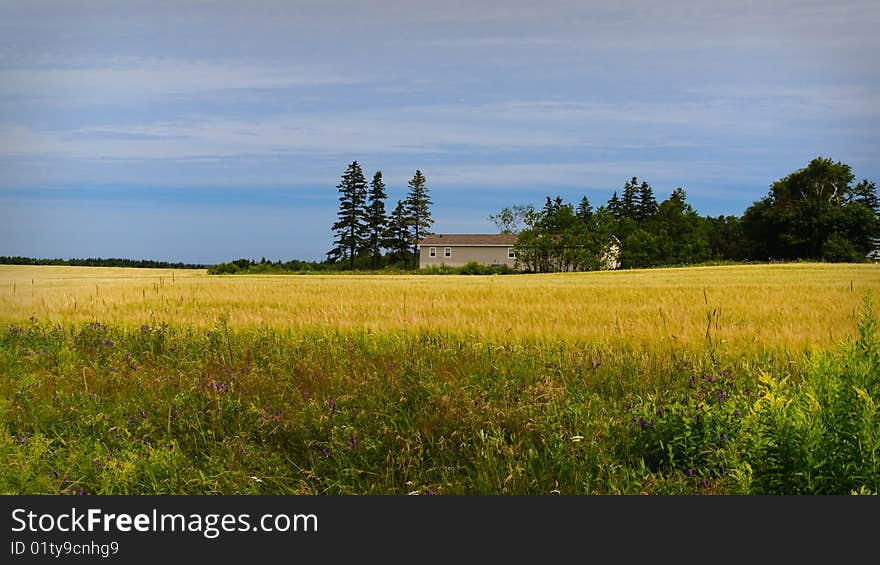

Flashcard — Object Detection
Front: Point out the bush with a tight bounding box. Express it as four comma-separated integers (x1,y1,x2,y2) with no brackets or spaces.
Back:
739,294,880,494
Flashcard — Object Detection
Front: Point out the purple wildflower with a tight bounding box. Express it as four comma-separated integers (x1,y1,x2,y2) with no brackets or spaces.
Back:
639,417,647,430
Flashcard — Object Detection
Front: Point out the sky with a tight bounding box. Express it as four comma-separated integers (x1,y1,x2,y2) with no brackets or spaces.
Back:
1,0,878,264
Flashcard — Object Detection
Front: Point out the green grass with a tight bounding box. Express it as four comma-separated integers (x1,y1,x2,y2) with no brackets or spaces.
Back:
4,296,877,495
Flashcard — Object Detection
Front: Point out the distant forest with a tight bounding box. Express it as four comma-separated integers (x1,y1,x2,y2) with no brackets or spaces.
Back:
0,257,208,269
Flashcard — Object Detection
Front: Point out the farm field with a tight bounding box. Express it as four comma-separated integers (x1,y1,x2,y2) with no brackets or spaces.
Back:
1,263,878,348
2,263,879,495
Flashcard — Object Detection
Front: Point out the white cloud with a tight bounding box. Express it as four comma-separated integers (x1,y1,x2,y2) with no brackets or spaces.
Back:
0,59,358,101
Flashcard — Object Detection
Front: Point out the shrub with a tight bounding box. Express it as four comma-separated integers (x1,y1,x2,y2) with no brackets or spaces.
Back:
739,294,880,494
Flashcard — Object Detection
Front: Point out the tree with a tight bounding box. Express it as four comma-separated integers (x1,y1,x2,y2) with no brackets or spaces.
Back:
607,192,623,220
576,196,593,222
327,161,368,269
489,204,536,234
365,171,388,269
742,157,880,261
404,170,434,268
848,179,879,213
385,199,412,267
621,177,640,220
637,180,658,221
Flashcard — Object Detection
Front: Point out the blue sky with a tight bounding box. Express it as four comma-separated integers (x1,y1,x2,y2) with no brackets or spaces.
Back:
1,0,878,264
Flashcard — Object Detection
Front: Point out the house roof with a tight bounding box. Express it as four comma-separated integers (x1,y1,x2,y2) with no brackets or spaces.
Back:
419,233,518,246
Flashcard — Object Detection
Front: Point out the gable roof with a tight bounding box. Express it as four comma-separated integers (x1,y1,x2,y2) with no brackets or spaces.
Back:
419,233,518,246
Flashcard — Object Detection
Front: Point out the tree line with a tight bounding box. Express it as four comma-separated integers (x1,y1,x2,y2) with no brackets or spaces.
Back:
0,256,208,269
493,156,879,272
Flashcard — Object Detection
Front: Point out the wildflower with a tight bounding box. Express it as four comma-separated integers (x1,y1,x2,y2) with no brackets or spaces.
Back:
322,448,331,458
687,468,695,477
328,397,336,415
639,417,647,430
733,409,740,418
717,390,725,402
349,434,357,450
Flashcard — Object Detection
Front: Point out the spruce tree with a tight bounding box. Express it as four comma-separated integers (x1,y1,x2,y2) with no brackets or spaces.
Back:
386,199,412,267
365,171,388,269
621,177,639,220
637,180,658,221
404,170,434,268
607,192,623,220
576,196,593,222
327,160,368,270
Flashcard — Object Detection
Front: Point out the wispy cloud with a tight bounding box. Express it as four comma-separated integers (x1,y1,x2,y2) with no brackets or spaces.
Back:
0,59,359,102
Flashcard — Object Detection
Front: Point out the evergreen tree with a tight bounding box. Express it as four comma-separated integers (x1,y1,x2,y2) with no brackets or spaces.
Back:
365,171,388,269
404,170,434,268
385,199,412,267
621,177,640,220
327,160,368,269
576,196,593,222
607,192,623,220
637,181,658,221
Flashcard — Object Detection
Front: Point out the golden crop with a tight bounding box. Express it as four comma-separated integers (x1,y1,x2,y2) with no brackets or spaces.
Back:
1,263,878,349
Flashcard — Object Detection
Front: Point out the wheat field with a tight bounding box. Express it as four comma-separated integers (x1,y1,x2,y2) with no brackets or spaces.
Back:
1,263,877,349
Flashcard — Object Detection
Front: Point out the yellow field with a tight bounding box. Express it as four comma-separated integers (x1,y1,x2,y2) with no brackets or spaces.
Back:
1,263,878,349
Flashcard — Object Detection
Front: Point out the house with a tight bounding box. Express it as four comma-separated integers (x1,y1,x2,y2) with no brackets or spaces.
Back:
868,237,880,262
418,234,518,269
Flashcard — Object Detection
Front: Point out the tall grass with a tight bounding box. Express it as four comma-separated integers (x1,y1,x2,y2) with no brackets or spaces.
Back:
2,264,878,494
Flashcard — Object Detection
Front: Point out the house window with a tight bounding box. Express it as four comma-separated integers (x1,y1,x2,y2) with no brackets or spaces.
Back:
508,247,516,259
444,247,452,258
429,247,436,257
